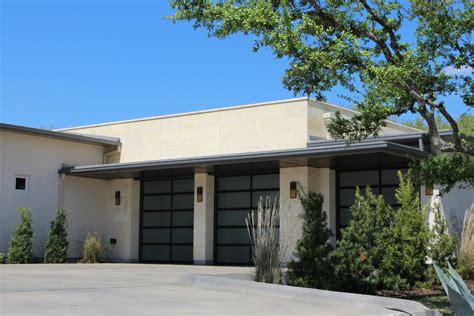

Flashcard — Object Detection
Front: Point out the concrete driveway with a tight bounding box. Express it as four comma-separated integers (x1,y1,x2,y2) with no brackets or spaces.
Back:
0,264,409,315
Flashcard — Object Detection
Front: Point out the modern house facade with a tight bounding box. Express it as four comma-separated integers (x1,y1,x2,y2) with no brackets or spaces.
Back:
1,98,472,264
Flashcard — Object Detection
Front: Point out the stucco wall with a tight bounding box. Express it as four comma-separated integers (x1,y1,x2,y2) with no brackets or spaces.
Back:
421,185,474,238
61,99,310,163
0,131,105,257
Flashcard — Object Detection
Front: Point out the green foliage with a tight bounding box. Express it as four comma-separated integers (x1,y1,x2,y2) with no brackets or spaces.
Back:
414,153,474,193
170,0,474,187
0,253,6,264
429,204,457,268
81,232,105,263
288,189,333,289
7,207,34,264
44,208,69,263
331,171,431,293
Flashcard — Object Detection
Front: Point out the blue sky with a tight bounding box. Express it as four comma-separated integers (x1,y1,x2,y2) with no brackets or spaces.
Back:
0,0,468,129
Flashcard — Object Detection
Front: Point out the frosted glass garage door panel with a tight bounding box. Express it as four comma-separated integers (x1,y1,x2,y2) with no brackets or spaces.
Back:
141,245,170,261
217,210,249,226
172,228,193,244
143,195,171,210
142,228,170,243
218,192,251,208
340,170,379,187
217,246,250,264
217,228,250,244
172,211,193,226
172,194,194,209
142,212,170,227
171,245,193,262
143,181,171,194
218,176,251,191
173,179,194,193
252,174,279,189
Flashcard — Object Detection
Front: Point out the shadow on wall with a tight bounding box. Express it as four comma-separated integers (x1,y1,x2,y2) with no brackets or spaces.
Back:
428,187,474,237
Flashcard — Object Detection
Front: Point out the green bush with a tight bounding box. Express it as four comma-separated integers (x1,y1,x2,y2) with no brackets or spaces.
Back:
288,190,333,289
7,207,34,264
331,171,431,293
81,232,105,263
44,208,69,263
0,253,6,264
429,204,457,267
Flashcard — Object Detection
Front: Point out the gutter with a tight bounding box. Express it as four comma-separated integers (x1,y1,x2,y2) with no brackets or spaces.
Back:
60,141,428,176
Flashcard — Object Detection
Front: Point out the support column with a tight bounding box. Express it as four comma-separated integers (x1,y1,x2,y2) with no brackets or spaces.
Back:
279,166,337,262
314,168,337,246
193,172,215,265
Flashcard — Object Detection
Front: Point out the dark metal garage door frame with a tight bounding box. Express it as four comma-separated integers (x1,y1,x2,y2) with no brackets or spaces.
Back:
139,177,194,263
214,172,280,265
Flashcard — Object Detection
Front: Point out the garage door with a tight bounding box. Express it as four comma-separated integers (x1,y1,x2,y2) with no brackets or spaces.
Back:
215,174,279,265
337,168,407,238
140,178,194,263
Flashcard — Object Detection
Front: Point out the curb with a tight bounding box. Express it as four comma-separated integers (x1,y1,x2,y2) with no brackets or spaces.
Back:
179,273,441,316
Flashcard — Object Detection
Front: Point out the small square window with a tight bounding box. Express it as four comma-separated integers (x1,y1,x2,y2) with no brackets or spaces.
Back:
15,176,28,191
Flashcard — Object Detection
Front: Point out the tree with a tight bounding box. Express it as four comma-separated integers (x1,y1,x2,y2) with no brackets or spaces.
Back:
44,208,69,263
170,1,473,189
7,207,34,264
288,189,333,289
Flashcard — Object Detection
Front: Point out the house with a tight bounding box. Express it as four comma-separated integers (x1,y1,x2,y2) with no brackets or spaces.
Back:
1,97,472,264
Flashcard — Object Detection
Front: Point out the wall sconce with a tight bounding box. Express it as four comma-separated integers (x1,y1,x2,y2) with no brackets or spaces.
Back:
197,186,203,202
290,181,297,199
115,191,121,206
425,185,433,196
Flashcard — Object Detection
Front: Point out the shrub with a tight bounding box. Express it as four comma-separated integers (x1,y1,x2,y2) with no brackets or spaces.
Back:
246,195,282,284
44,208,69,263
331,187,389,293
376,171,431,290
0,253,6,264
458,206,474,279
7,207,34,264
331,171,431,293
81,232,105,263
288,190,333,289
429,203,457,268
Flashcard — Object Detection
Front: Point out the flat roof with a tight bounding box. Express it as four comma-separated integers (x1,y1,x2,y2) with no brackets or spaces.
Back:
0,123,121,147
61,140,428,179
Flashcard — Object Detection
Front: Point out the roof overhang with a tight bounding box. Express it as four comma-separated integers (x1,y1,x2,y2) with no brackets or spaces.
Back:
60,141,428,180
0,123,121,147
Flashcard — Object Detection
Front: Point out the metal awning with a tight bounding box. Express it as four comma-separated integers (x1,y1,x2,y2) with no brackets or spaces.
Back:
60,140,428,180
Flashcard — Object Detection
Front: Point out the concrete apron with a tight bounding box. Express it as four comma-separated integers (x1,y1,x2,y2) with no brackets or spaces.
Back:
179,273,441,316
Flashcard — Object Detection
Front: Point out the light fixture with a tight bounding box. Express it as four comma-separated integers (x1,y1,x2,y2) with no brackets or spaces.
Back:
115,191,121,205
425,185,433,196
197,186,203,202
290,181,297,199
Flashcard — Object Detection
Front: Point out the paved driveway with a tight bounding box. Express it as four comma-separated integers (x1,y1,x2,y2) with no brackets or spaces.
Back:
1,264,398,315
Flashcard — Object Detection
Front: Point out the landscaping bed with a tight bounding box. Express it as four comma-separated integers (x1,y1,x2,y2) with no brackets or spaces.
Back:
377,280,474,316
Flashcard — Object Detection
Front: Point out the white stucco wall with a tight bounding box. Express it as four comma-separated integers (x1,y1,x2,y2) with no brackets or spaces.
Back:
421,185,474,238
0,131,106,257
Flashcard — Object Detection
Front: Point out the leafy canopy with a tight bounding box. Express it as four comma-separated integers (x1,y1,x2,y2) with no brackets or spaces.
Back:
170,0,473,189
